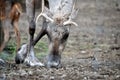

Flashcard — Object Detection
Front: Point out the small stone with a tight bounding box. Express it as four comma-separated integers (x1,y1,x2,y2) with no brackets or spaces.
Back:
93,48,102,52
83,77,88,80
81,51,87,54
116,75,120,78
61,74,67,78
50,76,55,80
28,71,33,75
18,70,27,76
104,75,109,78
70,57,72,59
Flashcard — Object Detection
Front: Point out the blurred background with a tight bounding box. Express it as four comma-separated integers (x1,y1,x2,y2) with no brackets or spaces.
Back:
0,0,120,79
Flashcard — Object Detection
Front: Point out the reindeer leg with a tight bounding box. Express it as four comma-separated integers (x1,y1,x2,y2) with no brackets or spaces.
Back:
33,18,47,46
15,17,42,66
16,0,44,66
24,18,47,66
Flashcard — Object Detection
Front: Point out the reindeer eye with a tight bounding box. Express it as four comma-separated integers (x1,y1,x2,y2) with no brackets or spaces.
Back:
54,29,57,32
65,1,68,3
66,17,69,20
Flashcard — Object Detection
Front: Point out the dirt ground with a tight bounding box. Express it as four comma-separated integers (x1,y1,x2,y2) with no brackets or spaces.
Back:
0,0,120,80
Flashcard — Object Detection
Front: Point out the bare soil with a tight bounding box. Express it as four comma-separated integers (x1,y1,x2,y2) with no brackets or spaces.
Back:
0,0,120,80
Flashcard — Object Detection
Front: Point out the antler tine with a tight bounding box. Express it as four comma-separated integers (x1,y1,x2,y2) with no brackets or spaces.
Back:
63,0,78,26
36,0,54,24
63,20,78,26
42,0,44,12
36,0,44,23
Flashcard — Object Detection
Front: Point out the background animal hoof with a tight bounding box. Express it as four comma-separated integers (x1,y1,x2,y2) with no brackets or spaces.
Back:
15,54,24,64
0,59,5,66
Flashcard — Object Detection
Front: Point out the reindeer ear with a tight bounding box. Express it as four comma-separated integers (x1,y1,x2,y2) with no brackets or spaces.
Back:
36,7,54,23
69,8,79,20
44,7,53,17
63,8,79,26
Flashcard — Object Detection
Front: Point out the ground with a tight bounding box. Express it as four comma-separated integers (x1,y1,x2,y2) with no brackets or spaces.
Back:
0,0,120,80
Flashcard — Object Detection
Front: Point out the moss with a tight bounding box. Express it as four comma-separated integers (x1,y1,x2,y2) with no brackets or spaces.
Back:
35,41,48,53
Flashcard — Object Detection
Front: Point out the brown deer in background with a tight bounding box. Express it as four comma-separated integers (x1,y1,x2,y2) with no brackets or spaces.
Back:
16,0,78,68
0,0,22,52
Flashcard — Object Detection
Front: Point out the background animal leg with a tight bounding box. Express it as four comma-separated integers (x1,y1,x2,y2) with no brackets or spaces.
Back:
13,21,21,51
0,20,10,52
10,2,22,51
0,26,11,65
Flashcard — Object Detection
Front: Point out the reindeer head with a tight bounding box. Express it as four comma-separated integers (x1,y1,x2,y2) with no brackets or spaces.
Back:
36,0,78,25
36,0,78,68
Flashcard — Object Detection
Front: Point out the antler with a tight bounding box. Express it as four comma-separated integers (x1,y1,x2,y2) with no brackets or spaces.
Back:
63,19,78,26
36,0,54,24
63,0,78,26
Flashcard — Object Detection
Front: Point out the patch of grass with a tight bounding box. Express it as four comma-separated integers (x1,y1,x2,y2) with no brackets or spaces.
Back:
0,39,16,61
35,41,48,52
35,41,48,59
80,43,96,50
0,52,15,61
36,52,47,60
0,40,48,61
4,43,16,54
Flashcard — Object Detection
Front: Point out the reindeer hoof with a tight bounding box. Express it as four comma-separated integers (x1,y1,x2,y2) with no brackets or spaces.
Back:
24,57,44,67
24,45,44,67
15,44,27,64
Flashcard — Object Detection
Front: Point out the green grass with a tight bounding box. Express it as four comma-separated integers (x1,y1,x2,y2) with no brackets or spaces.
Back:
35,41,48,59
0,39,48,61
35,41,48,52
0,52,15,61
4,42,16,54
0,40,16,61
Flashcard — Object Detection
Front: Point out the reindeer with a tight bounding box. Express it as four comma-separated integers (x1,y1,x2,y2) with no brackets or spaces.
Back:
16,0,78,68
0,0,22,64
0,0,22,52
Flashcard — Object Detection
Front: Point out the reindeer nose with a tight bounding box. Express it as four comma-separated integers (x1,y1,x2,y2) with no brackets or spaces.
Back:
54,17,64,25
56,18,61,24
